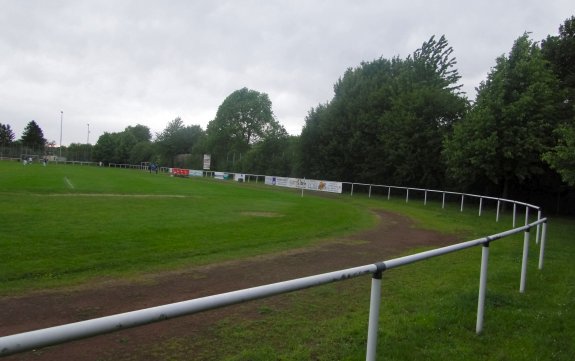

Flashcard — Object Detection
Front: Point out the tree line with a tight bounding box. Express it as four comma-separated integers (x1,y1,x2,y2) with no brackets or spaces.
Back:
2,16,573,212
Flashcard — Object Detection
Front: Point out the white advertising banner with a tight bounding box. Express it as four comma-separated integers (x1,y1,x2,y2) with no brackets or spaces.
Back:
215,172,232,180
265,176,342,194
190,170,203,177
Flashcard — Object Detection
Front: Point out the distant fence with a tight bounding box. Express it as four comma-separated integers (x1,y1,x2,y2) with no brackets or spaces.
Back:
0,166,550,360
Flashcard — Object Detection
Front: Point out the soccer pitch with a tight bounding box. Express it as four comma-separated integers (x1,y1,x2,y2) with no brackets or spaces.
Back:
0,162,373,295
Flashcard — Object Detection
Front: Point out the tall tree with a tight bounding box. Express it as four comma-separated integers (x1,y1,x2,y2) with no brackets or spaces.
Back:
20,120,46,149
241,130,292,176
299,35,466,186
115,131,138,164
93,132,121,164
129,141,156,165
125,124,152,143
206,88,285,170
0,123,15,145
444,34,563,196
542,16,575,185
542,16,575,106
155,118,205,166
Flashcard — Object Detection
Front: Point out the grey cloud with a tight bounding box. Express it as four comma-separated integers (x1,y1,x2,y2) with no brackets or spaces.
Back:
0,0,572,144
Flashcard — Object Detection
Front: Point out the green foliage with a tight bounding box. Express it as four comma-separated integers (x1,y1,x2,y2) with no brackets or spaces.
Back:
206,88,286,171
125,124,152,143
544,125,575,185
0,123,15,145
240,134,297,176
93,124,158,165
542,16,575,185
19,120,46,148
92,132,119,164
129,141,156,164
542,16,575,105
65,143,93,162
444,34,563,195
299,36,467,187
155,117,205,167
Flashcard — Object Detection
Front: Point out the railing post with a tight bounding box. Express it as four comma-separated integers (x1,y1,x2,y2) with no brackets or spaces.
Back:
536,210,542,244
406,189,409,203
351,183,354,197
369,185,372,199
442,192,446,209
524,207,529,226
460,194,464,212
538,221,548,270
476,242,490,334
424,190,427,205
496,200,500,222
520,228,530,293
366,270,383,361
512,203,517,228
387,187,391,200
479,198,483,217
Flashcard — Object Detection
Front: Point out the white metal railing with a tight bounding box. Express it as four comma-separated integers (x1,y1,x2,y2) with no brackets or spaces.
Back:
344,182,544,245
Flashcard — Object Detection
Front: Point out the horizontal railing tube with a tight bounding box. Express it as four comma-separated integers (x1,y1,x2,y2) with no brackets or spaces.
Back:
0,264,377,357
0,207,547,358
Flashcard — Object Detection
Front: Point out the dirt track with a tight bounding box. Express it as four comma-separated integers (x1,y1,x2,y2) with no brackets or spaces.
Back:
0,210,455,360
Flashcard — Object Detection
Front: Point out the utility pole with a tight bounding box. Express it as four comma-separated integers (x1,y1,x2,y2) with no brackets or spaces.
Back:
59,111,63,158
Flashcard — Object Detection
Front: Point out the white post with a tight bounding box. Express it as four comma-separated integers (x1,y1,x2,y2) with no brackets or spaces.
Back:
442,192,446,209
538,222,548,270
406,189,409,203
476,243,490,334
351,183,354,196
520,228,530,293
479,198,483,217
460,194,464,212
387,187,391,200
496,200,500,222
512,203,517,228
424,190,427,205
369,185,372,199
366,272,382,361
524,207,529,226
536,210,541,244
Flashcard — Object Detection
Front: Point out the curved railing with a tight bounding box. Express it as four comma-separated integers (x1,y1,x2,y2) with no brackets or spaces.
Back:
0,173,550,360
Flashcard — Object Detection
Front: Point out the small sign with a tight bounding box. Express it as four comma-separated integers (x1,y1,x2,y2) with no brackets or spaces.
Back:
203,154,211,170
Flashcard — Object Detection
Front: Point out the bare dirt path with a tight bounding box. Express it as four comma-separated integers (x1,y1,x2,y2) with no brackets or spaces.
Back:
0,210,456,360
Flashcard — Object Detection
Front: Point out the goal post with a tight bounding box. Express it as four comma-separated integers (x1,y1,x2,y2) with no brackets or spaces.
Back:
20,154,40,163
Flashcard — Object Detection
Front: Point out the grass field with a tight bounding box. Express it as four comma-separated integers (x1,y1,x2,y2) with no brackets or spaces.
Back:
1,161,573,360
146,198,575,361
0,162,373,294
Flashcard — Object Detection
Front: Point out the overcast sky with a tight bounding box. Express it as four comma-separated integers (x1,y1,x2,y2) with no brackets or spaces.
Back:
0,1,572,146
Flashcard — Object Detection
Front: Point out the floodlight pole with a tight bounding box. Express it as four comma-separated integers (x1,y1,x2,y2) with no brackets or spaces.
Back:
59,111,63,158
87,123,90,144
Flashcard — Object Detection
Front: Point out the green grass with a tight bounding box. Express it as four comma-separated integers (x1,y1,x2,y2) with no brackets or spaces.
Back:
1,161,573,360
0,162,374,294
123,195,575,360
